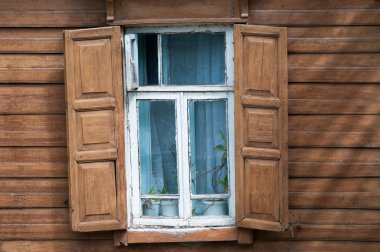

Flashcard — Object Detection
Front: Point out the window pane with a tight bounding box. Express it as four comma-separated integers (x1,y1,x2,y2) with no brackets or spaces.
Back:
138,34,159,86
192,199,228,216
189,100,228,195
142,198,179,217
162,33,226,85
138,100,178,195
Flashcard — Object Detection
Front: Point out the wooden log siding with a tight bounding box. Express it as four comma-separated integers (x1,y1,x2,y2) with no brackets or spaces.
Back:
0,0,378,250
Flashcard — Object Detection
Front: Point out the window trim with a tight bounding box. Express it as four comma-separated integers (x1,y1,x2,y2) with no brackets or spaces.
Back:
123,25,236,229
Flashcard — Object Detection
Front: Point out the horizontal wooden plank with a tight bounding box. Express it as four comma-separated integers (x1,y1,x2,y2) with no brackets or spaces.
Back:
289,148,380,163
289,132,380,147
289,99,380,115
254,225,380,241
0,85,65,114
289,37,380,53
248,10,380,26
289,67,380,83
1,241,380,252
289,115,380,132
289,54,380,68
0,224,110,240
0,0,105,11
0,162,67,178
290,192,380,209
0,193,68,208
0,54,63,83
0,28,63,53
0,11,106,27
0,179,68,193
0,115,66,146
249,0,380,10
290,209,380,225
0,208,69,224
289,162,380,178
0,147,67,162
289,83,380,100
290,178,380,193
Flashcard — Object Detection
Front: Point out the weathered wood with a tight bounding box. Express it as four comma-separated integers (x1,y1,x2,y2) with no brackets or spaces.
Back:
0,11,106,27
0,179,68,193
289,178,380,193
65,26,126,232
0,55,64,83
0,28,63,53
289,148,380,163
0,208,69,224
289,84,380,100
254,225,380,241
289,68,380,83
290,209,380,225
110,0,245,25
0,224,111,240
0,241,380,252
0,147,67,162
126,228,238,243
0,115,66,146
0,162,67,178
249,10,380,26
0,193,68,208
0,85,65,114
250,0,380,10
234,24,288,232
289,99,380,115
290,192,380,209
289,162,380,178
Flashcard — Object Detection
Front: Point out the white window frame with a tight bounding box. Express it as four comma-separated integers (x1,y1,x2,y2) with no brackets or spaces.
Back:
124,25,235,229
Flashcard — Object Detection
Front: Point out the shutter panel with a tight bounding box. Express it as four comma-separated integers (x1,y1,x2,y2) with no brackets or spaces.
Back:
64,27,126,232
234,24,288,232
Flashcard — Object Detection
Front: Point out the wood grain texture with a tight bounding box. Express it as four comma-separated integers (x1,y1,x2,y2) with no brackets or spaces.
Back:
234,24,288,232
0,28,64,53
0,85,65,114
110,0,244,24
65,26,126,232
249,10,380,26
249,0,380,10
0,241,379,252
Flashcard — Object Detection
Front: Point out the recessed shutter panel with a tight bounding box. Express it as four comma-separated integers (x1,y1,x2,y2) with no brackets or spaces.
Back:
234,24,288,232
64,27,126,232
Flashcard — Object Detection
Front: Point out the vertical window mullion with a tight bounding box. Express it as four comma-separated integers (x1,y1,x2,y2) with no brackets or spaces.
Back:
181,92,192,222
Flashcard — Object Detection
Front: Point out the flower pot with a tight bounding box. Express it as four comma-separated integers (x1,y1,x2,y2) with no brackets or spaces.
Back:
202,200,227,216
142,200,160,216
160,199,178,217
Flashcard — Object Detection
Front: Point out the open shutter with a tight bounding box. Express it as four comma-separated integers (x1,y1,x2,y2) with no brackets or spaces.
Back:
234,25,288,232
64,27,126,232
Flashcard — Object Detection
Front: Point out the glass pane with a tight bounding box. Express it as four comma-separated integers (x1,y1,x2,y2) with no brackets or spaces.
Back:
142,198,179,217
192,199,229,216
162,33,226,85
138,100,178,196
138,34,159,86
189,100,228,195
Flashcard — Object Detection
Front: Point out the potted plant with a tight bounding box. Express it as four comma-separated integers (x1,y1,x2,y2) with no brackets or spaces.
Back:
158,187,178,217
191,130,229,216
142,188,160,216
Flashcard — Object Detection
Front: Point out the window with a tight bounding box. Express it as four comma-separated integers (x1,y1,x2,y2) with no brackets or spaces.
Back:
124,26,235,228
63,25,288,240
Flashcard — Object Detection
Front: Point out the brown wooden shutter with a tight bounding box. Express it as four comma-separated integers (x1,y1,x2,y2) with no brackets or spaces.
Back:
234,24,288,232
64,27,126,232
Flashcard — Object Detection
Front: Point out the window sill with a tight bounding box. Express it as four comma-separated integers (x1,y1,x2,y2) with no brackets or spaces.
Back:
114,226,238,245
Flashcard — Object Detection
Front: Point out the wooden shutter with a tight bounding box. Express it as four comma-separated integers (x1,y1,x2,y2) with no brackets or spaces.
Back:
64,27,126,232
234,24,288,232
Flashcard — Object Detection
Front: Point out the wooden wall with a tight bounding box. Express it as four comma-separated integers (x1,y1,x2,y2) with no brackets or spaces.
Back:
0,0,379,251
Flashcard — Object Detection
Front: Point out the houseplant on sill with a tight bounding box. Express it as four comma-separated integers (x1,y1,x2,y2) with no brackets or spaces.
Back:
159,187,178,217
142,188,160,216
191,130,229,216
